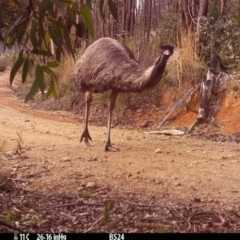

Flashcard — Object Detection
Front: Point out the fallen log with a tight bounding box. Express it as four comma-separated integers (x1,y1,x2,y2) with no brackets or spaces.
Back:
188,53,230,133
158,87,197,128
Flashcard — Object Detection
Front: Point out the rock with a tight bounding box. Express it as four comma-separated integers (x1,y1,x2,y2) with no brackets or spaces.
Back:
155,149,161,153
62,157,71,161
88,157,99,161
46,148,54,151
224,206,234,212
174,182,181,187
140,121,152,128
86,182,96,188
154,178,163,184
77,187,84,191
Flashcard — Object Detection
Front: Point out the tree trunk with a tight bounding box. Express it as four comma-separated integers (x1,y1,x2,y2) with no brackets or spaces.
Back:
144,0,152,41
197,54,219,120
196,0,208,36
147,0,152,41
197,71,214,120
179,0,191,31
130,0,136,36
196,0,209,56
122,0,126,38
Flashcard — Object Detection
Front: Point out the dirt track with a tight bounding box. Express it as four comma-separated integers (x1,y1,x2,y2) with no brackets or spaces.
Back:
1,70,240,209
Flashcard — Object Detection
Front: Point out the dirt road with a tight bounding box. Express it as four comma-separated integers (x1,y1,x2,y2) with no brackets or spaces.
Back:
1,70,240,209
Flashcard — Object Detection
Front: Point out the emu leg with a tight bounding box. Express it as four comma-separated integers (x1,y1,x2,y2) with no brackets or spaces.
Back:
80,90,92,146
105,91,119,152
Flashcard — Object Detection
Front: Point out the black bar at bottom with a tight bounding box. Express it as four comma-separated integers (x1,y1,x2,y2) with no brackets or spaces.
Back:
0,232,239,240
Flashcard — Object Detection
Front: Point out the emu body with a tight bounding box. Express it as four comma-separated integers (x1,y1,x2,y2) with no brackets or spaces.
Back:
72,37,174,152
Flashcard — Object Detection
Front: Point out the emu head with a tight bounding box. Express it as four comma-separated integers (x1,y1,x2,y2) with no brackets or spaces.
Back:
160,45,174,56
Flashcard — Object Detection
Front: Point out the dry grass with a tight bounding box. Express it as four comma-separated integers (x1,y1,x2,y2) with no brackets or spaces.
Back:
169,32,205,88
56,53,79,98
226,76,240,93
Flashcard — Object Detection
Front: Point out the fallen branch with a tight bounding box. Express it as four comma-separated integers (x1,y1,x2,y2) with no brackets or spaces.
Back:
158,87,196,128
145,130,185,136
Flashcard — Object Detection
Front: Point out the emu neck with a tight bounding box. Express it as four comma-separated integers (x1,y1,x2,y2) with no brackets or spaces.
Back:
144,54,169,89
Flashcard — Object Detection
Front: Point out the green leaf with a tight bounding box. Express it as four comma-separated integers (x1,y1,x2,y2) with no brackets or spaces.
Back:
16,14,30,43
5,14,26,38
36,65,44,93
81,4,94,38
22,58,34,83
108,0,118,21
47,61,59,68
66,10,76,30
46,80,57,99
52,0,66,16
44,30,51,49
10,50,25,85
70,2,78,12
25,78,39,103
42,66,58,81
48,5,56,18
62,27,75,59
39,0,53,18
48,26,59,46
30,20,39,49
54,17,64,61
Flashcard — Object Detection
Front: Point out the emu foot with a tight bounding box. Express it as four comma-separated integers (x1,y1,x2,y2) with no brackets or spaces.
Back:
80,128,92,146
105,144,119,152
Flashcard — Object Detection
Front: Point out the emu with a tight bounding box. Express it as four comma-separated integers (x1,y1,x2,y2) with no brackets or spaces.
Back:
72,37,174,152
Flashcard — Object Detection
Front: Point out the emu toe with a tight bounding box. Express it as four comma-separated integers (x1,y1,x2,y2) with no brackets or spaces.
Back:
80,129,92,146
105,144,119,152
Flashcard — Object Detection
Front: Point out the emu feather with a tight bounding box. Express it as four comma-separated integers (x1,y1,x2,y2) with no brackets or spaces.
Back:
72,37,174,152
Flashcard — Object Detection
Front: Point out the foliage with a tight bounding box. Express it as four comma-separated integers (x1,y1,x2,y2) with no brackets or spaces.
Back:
0,0,118,102
198,2,240,66
201,18,240,64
